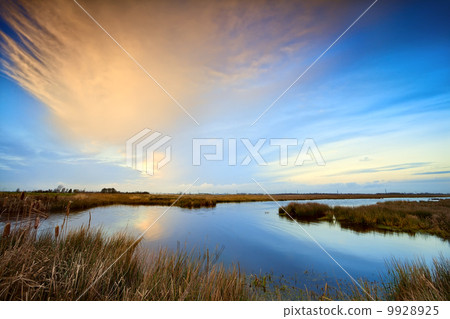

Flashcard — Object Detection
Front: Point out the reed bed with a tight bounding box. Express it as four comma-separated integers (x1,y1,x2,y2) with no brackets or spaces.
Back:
0,192,219,217
252,257,449,301
0,192,49,222
0,197,250,300
0,223,448,300
381,257,450,301
0,225,251,301
279,200,450,239
1,191,447,216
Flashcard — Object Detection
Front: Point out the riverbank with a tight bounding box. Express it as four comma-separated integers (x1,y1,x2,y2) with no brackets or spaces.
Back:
1,225,448,301
1,191,448,215
279,200,450,240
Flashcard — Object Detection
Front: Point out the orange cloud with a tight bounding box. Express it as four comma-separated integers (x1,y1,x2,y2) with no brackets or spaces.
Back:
0,0,356,146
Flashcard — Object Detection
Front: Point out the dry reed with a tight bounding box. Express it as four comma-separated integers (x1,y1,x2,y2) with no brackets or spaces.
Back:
280,200,450,239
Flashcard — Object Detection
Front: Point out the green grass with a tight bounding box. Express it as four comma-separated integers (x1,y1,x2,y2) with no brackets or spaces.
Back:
279,200,450,240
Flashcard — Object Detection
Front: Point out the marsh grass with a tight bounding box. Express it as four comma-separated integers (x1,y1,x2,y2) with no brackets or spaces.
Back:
0,193,219,217
0,223,448,301
0,197,250,300
381,257,450,301
279,200,450,239
0,225,251,300
252,257,449,301
0,192,49,222
281,202,329,220
2,191,447,216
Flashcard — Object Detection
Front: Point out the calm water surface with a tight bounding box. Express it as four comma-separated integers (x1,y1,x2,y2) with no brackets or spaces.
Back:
39,198,449,286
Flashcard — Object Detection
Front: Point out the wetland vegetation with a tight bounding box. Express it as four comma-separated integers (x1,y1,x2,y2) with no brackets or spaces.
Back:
0,192,449,300
279,200,450,240
1,224,448,301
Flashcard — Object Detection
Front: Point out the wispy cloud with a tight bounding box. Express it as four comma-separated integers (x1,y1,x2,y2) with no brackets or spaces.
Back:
414,171,450,175
338,162,432,175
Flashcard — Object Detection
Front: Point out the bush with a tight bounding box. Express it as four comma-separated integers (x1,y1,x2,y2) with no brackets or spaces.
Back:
279,202,330,219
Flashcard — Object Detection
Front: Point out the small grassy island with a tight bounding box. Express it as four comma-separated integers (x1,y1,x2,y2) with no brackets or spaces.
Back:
279,199,450,240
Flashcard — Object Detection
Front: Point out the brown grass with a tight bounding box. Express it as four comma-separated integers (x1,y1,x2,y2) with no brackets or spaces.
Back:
1,191,447,217
381,257,450,300
1,219,448,301
0,192,49,221
0,225,251,301
280,200,450,239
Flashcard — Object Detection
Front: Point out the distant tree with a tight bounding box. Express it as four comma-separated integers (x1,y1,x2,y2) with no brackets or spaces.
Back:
16,188,20,192
101,188,118,193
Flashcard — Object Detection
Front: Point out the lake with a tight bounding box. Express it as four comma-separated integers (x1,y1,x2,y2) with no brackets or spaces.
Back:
38,197,449,288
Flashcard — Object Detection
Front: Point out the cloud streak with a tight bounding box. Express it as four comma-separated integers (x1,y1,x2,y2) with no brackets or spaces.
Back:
337,162,432,175
414,171,450,176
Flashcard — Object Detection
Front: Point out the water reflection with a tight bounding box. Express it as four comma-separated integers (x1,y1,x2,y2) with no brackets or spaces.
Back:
132,211,165,240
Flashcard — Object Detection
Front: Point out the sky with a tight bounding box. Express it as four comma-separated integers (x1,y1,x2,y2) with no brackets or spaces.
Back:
0,0,449,193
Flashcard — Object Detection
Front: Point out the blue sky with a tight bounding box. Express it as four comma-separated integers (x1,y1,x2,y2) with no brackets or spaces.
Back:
0,0,449,193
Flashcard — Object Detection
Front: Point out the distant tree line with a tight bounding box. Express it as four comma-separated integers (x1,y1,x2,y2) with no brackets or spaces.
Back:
100,188,118,193
13,185,150,194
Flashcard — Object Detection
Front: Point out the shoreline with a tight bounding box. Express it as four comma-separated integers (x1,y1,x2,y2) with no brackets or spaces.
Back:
1,191,449,214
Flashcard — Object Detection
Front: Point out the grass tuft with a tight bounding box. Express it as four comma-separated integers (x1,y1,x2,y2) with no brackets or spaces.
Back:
381,256,450,301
